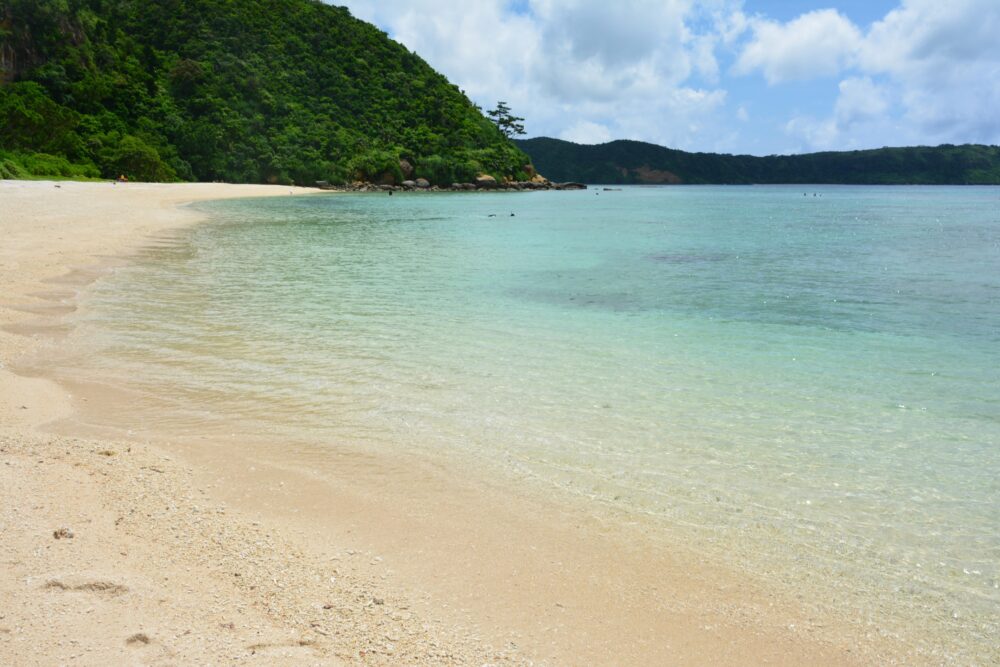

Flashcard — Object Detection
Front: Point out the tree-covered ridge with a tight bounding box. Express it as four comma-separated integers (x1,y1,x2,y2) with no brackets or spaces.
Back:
516,137,1000,185
0,0,531,184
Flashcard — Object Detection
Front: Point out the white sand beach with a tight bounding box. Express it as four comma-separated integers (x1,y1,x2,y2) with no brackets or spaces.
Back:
0,180,908,665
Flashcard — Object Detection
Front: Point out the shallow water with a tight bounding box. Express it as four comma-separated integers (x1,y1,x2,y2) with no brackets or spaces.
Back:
55,185,999,660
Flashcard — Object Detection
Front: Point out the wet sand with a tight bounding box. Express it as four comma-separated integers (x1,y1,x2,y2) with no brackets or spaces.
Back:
0,180,908,664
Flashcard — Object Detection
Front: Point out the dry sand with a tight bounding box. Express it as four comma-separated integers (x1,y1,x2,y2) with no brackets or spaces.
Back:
1,180,910,665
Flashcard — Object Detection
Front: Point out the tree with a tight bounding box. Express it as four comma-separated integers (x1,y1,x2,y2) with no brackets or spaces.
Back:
0,0,533,184
486,101,525,139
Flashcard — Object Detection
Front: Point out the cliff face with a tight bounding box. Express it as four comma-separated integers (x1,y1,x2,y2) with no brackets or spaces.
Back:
0,0,530,184
0,12,10,82
0,3,87,82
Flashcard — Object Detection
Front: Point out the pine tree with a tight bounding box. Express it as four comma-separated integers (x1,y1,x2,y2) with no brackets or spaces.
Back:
486,101,525,139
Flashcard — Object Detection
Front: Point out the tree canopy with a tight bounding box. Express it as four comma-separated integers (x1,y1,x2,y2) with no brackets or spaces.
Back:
0,0,532,184
486,101,525,139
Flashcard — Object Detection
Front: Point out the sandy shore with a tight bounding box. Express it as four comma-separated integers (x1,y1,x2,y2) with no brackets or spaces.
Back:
1,180,906,665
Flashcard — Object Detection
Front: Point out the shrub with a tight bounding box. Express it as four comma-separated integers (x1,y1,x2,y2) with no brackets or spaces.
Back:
0,158,27,179
104,135,177,181
348,148,402,184
413,154,454,186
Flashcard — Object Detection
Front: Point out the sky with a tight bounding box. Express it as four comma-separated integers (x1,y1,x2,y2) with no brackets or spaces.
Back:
334,0,1000,155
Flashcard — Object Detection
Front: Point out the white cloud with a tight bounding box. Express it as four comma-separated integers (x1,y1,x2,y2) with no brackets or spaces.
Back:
560,120,613,144
859,0,1000,74
858,0,1000,143
835,77,890,125
785,115,839,150
335,0,738,149
734,9,862,84
336,1,1000,153
735,0,1000,150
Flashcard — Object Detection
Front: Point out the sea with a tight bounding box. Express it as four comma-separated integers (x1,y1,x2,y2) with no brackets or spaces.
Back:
51,185,1000,661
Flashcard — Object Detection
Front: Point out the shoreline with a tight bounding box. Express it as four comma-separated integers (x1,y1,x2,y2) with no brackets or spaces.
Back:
1,180,906,664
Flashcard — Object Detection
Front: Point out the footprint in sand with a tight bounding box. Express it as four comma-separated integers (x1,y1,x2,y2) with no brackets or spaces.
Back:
247,639,321,657
126,633,152,646
43,579,129,596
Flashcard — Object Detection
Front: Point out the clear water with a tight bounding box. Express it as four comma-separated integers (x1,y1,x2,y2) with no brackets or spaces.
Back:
61,186,1000,659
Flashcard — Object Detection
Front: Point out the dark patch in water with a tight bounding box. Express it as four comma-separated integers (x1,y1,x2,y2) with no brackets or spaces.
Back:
648,252,729,264
510,287,645,313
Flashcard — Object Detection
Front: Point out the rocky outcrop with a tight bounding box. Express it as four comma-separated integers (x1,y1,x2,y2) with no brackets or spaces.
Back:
315,179,588,193
475,174,498,189
374,171,398,186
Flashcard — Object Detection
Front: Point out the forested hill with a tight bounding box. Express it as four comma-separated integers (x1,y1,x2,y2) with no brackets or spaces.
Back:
0,0,530,184
516,137,1000,185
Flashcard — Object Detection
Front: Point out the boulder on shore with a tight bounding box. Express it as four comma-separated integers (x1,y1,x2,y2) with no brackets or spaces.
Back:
415,178,430,188
401,180,416,188
475,174,498,189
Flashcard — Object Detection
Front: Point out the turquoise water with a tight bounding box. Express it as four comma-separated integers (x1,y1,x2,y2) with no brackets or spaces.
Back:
66,186,998,658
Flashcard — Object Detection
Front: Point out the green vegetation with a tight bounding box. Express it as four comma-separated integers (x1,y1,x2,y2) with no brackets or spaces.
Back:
486,101,525,139
0,0,531,184
516,138,1000,185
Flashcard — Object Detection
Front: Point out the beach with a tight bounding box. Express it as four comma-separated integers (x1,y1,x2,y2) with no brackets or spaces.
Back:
1,180,916,665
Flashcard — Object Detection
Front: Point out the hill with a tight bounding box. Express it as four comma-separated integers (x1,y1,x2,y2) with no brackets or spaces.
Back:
515,137,1000,185
0,0,530,185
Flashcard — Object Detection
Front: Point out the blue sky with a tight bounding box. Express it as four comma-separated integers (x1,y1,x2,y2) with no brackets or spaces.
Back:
337,1,1000,155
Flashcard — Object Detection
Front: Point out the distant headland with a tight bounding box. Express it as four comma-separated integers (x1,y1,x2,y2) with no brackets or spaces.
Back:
516,137,1000,185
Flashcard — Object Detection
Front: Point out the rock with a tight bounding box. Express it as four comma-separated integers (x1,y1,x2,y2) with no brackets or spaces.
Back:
461,182,476,190
374,171,397,186
398,159,414,178
414,178,430,188
401,180,416,188
53,527,74,539
450,182,462,190
125,633,151,645
475,174,498,189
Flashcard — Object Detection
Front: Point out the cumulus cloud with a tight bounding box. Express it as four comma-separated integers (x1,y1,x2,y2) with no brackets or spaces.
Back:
835,77,890,126
336,1,1000,154
784,116,839,151
859,0,1000,143
560,120,613,144
734,9,861,84
336,0,737,150
733,0,1000,150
